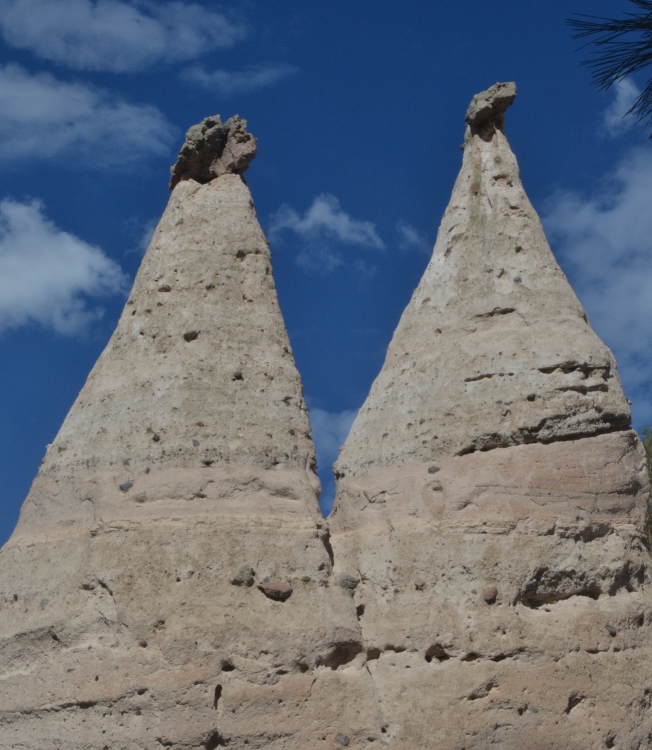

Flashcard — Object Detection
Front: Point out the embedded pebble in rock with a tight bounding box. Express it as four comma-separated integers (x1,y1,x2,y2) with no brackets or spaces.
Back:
229,565,254,587
335,733,351,746
336,574,361,590
258,578,293,602
330,84,652,749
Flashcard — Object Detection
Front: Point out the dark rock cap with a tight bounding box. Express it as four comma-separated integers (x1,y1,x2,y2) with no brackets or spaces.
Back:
169,114,257,190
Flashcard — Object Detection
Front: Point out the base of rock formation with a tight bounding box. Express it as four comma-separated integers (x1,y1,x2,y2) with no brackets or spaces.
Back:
0,485,384,749
327,430,651,748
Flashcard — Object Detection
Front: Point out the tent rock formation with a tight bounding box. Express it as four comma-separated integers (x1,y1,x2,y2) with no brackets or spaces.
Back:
1,89,650,749
330,83,651,749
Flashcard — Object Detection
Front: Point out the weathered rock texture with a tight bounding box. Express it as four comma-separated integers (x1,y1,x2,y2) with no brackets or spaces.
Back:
330,83,652,749
2,90,651,750
337,83,628,476
0,121,380,749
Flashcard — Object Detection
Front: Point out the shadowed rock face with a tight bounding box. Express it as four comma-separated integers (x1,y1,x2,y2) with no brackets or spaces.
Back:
330,84,652,749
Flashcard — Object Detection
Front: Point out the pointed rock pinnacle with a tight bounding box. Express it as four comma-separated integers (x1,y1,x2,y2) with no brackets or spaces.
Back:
328,88,649,750
169,114,257,190
10,128,315,539
335,83,630,479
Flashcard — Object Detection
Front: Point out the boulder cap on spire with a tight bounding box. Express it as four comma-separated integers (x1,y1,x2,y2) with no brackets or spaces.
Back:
465,81,517,129
169,114,257,189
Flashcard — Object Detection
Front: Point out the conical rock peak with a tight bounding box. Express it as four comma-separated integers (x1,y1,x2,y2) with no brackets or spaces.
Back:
0,119,374,750
12,171,319,540
336,84,630,479
327,86,650,749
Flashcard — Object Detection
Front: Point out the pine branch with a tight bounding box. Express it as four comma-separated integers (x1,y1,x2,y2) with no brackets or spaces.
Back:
568,1,652,131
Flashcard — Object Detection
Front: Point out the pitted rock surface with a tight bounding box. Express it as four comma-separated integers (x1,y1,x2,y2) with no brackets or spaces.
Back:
0,124,381,749
1,95,651,750
335,83,630,479
12,172,319,541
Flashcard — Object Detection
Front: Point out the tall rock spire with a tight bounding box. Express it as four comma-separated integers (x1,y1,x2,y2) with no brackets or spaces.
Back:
0,117,379,749
336,82,629,479
330,85,651,749
12,115,318,541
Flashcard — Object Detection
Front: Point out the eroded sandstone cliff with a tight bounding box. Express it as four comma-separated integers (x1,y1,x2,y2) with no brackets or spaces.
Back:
1,89,650,750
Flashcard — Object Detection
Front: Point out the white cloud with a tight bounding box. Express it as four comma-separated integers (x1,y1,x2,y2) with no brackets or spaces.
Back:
181,63,297,96
0,64,174,165
309,406,357,515
396,220,430,253
270,194,385,272
0,0,245,73
542,145,652,426
0,198,128,334
136,218,157,255
310,407,358,466
603,79,642,137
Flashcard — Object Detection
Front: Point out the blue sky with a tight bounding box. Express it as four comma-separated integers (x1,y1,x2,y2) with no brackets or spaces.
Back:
1,0,651,546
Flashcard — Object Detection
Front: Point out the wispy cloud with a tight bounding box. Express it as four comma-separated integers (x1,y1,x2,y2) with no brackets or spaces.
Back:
270,194,385,272
181,63,297,96
0,64,174,165
603,78,641,138
135,218,158,255
309,406,357,515
0,198,128,335
396,220,430,253
0,0,245,73
542,145,652,426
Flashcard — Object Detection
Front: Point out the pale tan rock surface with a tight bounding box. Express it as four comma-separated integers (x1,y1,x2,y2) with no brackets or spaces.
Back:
0,120,381,749
2,91,651,750
331,84,652,748
336,82,629,478
14,169,319,540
